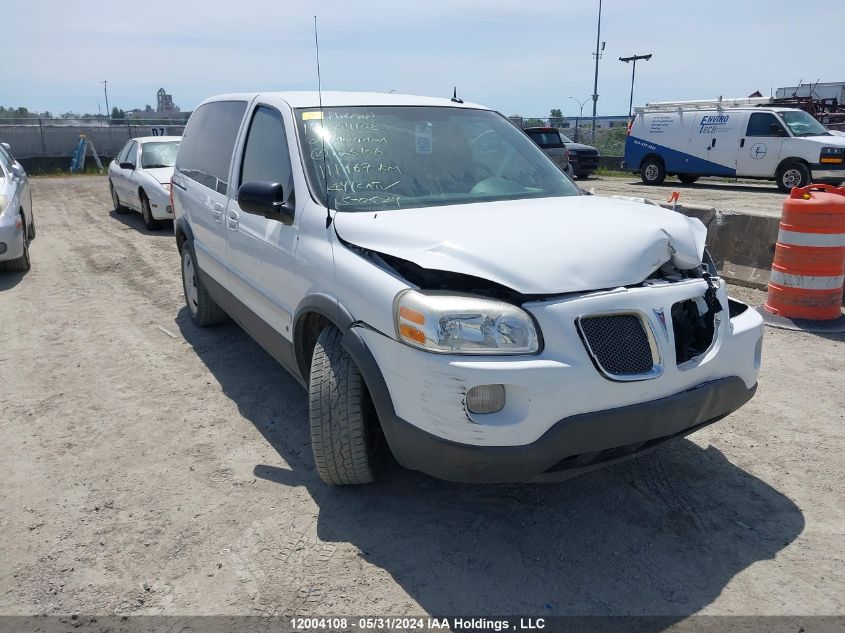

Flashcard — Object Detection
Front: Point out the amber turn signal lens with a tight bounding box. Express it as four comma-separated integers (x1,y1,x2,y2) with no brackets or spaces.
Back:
399,323,426,344
399,306,425,325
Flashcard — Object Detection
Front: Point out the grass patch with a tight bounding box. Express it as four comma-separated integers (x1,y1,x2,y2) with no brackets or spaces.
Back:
595,166,631,178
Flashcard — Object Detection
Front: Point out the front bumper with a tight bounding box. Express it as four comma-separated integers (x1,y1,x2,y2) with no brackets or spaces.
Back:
0,214,24,261
571,154,599,174
381,377,756,483
354,279,763,481
148,186,174,220
810,167,845,181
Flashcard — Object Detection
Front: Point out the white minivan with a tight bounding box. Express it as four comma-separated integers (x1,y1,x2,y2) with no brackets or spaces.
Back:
172,92,764,485
624,98,845,191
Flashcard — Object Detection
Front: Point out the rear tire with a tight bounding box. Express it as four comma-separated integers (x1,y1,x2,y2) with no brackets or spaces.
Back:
0,211,31,272
575,172,592,180
640,157,666,185
678,174,699,184
140,193,163,231
181,244,227,327
110,181,128,214
777,161,810,193
309,325,383,485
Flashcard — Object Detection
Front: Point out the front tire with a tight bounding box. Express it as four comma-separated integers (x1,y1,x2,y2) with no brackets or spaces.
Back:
181,245,227,327
309,326,383,485
640,157,666,185
777,161,810,193
678,174,699,184
0,212,31,272
110,181,128,214
140,193,163,231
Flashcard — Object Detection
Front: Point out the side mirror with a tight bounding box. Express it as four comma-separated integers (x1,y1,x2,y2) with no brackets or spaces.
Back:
237,181,294,225
119,161,135,170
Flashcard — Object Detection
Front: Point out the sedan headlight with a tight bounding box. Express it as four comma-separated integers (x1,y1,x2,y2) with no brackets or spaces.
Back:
161,182,172,192
394,290,539,354
0,195,7,215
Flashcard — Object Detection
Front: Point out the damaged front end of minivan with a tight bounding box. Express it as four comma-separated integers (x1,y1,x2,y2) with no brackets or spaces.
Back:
332,196,764,483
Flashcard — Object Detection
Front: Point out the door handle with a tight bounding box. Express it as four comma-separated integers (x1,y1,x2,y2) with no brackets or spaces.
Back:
227,209,239,230
740,138,745,148
212,202,224,223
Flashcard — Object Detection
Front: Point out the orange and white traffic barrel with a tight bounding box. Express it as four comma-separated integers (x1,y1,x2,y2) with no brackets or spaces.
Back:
764,184,845,321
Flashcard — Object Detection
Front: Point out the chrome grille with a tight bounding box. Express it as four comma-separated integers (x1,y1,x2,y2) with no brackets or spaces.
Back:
578,313,657,379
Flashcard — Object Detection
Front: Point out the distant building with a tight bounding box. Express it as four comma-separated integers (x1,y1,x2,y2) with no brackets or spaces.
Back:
128,88,186,120
156,88,179,114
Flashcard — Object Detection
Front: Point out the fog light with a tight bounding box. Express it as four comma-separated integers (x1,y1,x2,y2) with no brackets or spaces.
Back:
166,205,173,214
0,242,6,255
466,384,505,414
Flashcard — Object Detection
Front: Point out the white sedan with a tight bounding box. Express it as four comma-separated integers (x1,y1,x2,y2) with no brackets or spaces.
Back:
108,136,180,230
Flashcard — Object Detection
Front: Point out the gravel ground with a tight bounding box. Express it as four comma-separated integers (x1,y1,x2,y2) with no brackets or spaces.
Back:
583,175,789,217
0,176,842,619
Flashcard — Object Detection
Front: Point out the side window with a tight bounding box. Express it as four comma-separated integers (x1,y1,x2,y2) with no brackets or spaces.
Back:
747,113,787,138
175,100,248,195
0,146,12,174
239,106,294,198
124,141,137,167
116,142,131,164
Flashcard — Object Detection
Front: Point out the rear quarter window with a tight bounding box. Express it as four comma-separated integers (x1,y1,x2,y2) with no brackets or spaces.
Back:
176,100,248,195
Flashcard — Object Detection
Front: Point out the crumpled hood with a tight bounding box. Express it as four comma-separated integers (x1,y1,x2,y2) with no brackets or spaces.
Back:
334,195,708,295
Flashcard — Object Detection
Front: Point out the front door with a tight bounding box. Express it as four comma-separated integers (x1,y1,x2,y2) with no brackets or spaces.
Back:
735,112,787,178
225,104,298,340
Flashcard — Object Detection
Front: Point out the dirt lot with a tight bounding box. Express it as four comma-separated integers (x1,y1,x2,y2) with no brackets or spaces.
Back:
584,175,789,217
0,176,843,619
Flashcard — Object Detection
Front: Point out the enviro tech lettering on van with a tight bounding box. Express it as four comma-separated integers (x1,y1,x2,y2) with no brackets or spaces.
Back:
699,114,730,134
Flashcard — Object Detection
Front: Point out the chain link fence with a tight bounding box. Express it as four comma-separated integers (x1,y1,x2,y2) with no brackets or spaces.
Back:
509,116,629,157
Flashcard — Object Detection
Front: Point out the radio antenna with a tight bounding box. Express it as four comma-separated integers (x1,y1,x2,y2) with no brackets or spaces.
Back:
314,15,332,227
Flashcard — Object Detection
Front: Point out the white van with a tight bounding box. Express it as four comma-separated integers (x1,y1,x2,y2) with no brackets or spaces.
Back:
624,97,845,191
171,91,763,485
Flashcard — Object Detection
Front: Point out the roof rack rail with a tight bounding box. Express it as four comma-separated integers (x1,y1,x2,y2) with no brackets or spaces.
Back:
635,96,775,112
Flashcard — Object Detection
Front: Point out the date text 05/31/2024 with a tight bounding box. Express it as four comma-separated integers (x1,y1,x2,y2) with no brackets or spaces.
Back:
290,617,548,631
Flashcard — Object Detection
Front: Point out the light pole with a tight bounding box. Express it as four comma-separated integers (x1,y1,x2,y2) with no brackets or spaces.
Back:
569,96,588,142
590,0,604,143
101,80,110,121
619,54,652,117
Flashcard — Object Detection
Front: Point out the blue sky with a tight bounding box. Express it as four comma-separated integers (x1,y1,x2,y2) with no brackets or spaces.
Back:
5,0,841,118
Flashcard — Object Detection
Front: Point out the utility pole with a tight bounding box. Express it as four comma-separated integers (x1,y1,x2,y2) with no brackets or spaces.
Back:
101,80,110,121
590,0,604,143
619,53,652,117
569,96,589,142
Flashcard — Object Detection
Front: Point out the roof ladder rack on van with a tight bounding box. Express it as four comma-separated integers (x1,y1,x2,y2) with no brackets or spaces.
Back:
634,96,775,114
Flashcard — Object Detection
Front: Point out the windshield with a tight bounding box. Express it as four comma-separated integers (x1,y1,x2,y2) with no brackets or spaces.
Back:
141,141,180,168
296,107,579,212
780,110,830,137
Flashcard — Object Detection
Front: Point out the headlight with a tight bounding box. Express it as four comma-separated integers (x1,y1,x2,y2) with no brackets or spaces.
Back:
0,195,7,215
161,182,171,192
394,290,539,354
820,147,844,164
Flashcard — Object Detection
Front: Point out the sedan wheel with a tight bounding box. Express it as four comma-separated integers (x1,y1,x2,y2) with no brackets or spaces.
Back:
141,194,163,231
